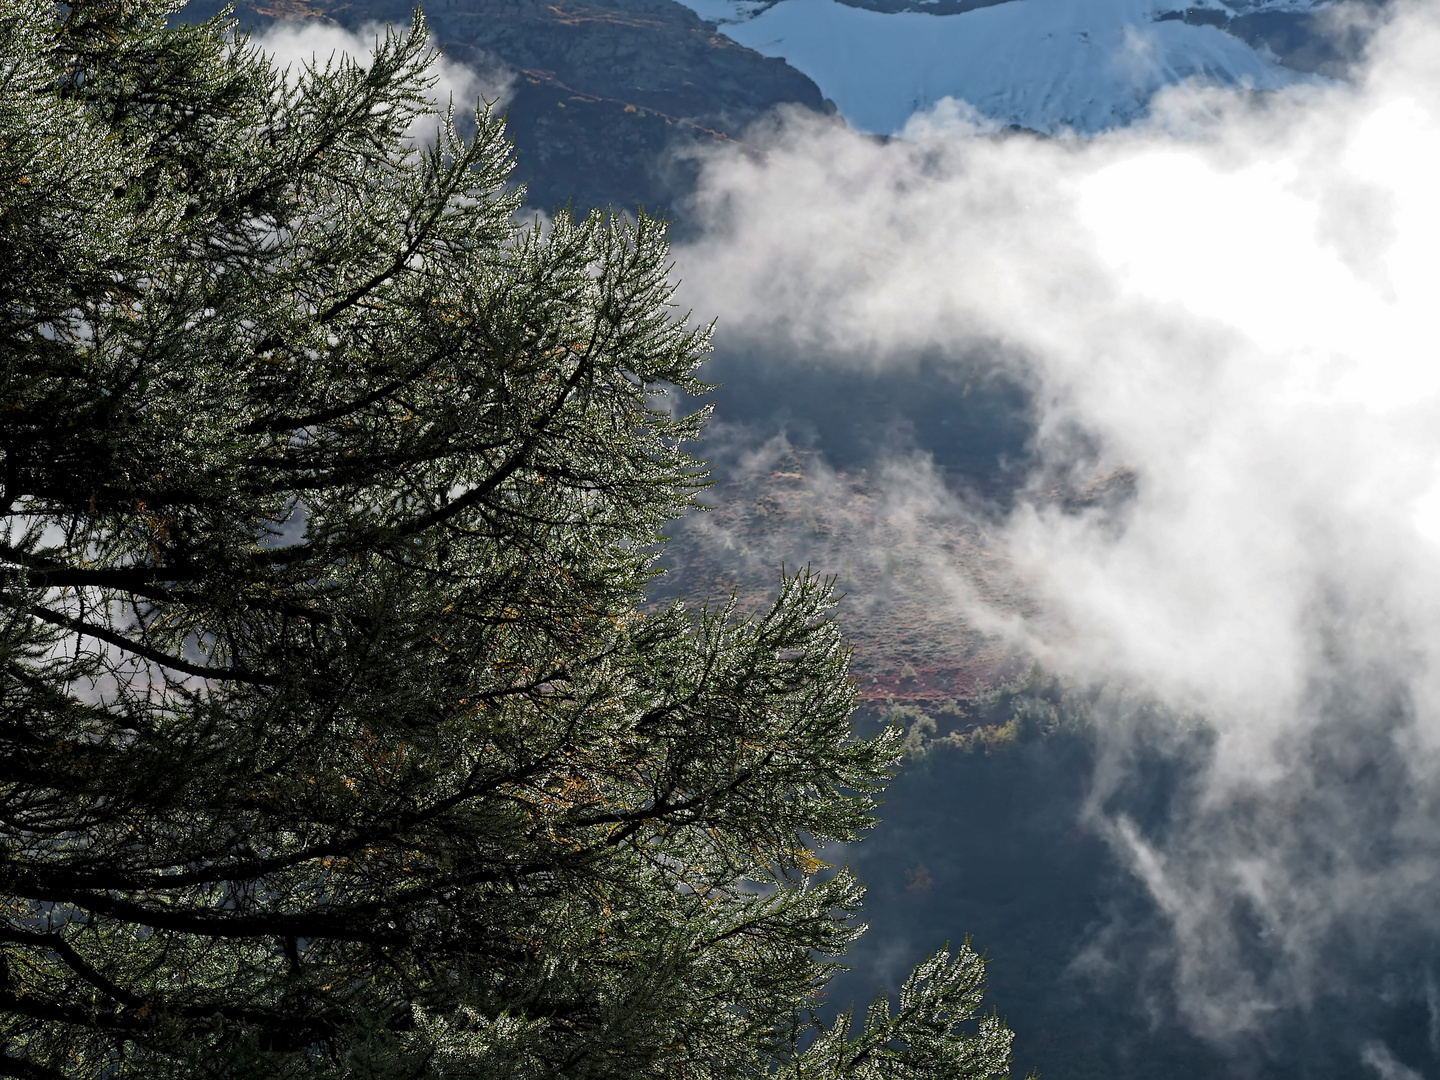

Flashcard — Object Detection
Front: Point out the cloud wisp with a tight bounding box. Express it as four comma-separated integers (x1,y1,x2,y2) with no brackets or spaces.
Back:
252,18,513,137
674,0,1440,1052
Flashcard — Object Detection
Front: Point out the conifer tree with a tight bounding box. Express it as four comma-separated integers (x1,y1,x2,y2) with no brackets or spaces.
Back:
0,1,1019,1075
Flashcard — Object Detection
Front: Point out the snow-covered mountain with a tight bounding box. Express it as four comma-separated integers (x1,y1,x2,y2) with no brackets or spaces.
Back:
673,0,1337,133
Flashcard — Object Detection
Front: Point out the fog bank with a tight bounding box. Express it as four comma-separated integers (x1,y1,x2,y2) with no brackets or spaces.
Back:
675,1,1440,1063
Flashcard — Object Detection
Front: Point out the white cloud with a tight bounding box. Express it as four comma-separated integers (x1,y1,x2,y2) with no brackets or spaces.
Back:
252,18,513,136
1362,1041,1426,1080
675,0,1440,1044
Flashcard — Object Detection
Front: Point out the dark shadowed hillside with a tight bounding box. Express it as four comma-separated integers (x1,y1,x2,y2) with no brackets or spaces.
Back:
191,0,829,216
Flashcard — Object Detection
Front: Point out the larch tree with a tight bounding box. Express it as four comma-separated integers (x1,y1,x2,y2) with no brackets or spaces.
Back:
0,0,1019,1075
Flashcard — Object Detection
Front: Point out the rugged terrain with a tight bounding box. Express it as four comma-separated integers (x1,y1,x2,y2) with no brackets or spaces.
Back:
660,449,1031,709
680,0,1361,134
202,0,830,216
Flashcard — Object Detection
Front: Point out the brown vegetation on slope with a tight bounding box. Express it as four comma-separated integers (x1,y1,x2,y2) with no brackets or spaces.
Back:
659,446,1035,712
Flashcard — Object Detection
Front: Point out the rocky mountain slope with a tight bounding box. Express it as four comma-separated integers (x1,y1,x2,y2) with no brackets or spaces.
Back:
200,0,831,216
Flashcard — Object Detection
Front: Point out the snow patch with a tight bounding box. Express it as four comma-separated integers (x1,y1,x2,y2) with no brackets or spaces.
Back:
678,0,1325,133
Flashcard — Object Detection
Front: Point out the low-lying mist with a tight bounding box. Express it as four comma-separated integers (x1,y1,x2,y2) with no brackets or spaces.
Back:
672,3,1440,1074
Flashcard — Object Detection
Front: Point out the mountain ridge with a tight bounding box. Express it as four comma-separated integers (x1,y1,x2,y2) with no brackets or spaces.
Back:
196,0,832,216
678,0,1359,133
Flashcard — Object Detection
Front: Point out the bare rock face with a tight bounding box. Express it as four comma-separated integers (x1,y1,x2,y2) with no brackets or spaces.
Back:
208,0,829,217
